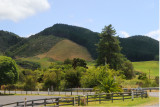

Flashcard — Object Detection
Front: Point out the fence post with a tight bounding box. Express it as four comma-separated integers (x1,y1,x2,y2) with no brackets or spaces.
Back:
44,99,46,106
78,96,80,106
136,90,137,98
123,93,124,101
112,93,113,103
73,97,75,106
16,102,19,106
77,89,78,95
141,91,143,99
71,88,72,96
9,88,10,94
56,98,59,106
32,101,34,107
24,98,27,107
132,91,134,101
87,95,88,105
83,89,84,95
26,91,27,95
38,88,39,95
99,94,101,104
48,88,50,95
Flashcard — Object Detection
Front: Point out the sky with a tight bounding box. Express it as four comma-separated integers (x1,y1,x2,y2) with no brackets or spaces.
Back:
0,0,159,40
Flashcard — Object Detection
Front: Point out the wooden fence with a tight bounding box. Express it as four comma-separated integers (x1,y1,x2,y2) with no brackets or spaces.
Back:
0,91,147,107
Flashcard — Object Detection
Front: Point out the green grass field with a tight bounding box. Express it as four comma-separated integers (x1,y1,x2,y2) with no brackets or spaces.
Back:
86,97,159,107
132,61,159,78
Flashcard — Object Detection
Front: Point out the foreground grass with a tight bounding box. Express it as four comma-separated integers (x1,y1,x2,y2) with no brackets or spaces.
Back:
86,97,159,107
132,61,159,78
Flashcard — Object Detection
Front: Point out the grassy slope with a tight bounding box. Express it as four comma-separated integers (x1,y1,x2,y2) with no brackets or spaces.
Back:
37,39,93,61
132,61,159,78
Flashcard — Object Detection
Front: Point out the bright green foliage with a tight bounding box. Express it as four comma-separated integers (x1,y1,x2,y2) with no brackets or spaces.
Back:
98,76,122,93
96,25,123,70
0,56,18,85
43,69,64,90
81,65,123,89
24,75,37,91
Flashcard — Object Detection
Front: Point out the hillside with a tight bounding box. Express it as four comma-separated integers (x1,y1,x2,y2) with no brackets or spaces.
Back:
119,36,159,61
3,24,159,61
0,30,24,54
6,35,63,57
37,24,99,59
37,39,92,61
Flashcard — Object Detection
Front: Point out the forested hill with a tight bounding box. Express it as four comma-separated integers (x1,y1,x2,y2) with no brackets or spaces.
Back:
119,36,159,61
0,30,24,54
0,24,159,61
37,24,99,59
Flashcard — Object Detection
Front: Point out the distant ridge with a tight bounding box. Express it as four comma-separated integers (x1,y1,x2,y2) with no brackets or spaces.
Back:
0,24,158,61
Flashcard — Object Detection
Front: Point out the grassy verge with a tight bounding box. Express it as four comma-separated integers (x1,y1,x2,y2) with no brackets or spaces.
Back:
86,97,159,107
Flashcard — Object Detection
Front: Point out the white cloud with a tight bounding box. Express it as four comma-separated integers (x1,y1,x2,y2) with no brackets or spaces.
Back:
145,29,160,41
0,0,50,22
119,31,130,38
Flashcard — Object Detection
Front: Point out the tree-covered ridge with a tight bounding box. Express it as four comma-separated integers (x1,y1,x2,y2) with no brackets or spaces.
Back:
119,35,159,61
6,35,63,57
0,24,159,61
37,24,99,59
0,30,24,53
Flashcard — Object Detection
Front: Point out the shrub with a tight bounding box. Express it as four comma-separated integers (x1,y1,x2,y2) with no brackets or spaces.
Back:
24,75,37,91
121,60,135,79
138,73,147,80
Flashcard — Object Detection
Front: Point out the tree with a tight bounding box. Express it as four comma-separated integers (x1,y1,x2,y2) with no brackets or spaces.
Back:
72,58,87,69
96,24,123,70
65,68,82,88
0,56,18,86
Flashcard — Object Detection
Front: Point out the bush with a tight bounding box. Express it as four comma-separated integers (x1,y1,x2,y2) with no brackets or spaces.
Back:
24,75,37,91
65,68,82,88
121,60,135,79
138,73,147,80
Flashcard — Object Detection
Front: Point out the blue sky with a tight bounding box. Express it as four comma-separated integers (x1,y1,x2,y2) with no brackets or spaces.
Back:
0,0,159,40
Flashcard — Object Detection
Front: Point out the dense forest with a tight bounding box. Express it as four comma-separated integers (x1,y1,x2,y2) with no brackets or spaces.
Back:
0,24,159,61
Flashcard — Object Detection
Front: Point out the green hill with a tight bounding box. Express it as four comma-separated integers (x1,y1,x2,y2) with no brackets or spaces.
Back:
37,24,99,59
119,36,159,61
0,30,24,54
3,24,159,62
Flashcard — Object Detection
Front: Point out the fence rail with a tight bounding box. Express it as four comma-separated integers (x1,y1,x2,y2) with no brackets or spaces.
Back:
0,90,147,107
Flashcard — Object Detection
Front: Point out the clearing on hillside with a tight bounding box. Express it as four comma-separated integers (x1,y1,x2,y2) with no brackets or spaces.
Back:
37,39,93,61
132,61,159,78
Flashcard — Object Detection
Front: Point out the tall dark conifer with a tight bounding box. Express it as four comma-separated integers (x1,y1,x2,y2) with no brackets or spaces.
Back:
96,24,123,70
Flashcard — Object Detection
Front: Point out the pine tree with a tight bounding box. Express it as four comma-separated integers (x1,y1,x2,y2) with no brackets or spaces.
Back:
96,24,124,70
